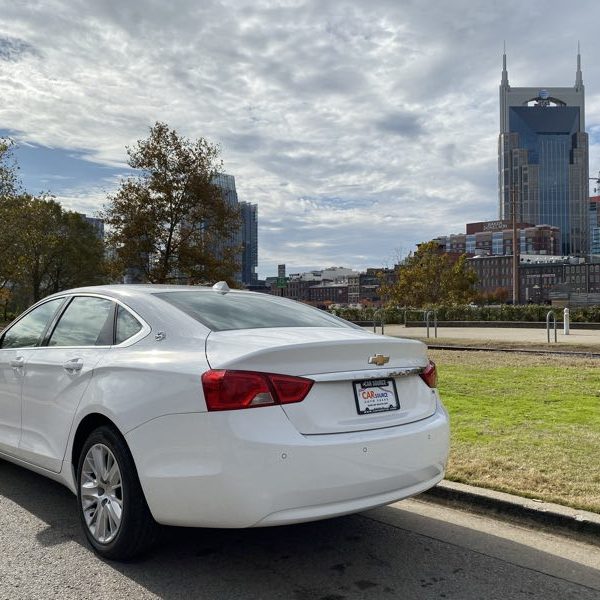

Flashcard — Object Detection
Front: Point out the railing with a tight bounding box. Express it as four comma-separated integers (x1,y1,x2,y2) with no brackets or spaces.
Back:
425,310,438,339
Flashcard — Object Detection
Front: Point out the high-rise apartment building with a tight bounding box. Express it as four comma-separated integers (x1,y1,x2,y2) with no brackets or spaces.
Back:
498,48,589,256
239,201,258,284
213,174,258,285
78,214,105,240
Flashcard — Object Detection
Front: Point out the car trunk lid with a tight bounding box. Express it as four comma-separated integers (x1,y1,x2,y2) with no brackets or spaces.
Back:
205,328,437,434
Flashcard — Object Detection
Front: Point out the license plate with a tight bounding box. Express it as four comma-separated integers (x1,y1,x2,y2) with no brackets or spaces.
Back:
353,378,400,415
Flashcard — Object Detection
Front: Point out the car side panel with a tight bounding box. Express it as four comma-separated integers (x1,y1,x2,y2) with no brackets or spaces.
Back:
77,342,210,435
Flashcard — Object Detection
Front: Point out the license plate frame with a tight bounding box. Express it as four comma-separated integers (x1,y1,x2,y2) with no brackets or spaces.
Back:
353,378,400,415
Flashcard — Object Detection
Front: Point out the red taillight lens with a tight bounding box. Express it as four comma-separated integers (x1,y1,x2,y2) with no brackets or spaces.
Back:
201,370,314,411
419,360,437,388
269,374,314,404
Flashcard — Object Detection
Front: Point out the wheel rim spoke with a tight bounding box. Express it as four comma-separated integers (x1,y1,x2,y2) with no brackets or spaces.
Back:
105,502,119,532
106,461,120,486
91,445,107,480
80,443,123,544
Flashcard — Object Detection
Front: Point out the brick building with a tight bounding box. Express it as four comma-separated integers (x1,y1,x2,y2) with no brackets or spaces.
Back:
469,255,600,304
436,221,560,257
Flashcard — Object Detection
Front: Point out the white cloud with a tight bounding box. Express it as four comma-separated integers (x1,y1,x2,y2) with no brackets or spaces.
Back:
1,0,599,277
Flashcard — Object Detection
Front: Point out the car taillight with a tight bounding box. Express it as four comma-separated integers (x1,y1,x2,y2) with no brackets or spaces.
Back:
419,360,437,388
201,370,314,411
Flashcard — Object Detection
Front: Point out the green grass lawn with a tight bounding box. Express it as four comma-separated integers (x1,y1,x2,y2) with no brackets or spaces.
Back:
430,349,600,513
415,335,600,354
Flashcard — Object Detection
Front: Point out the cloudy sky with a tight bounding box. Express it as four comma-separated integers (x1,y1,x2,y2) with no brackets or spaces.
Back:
2,0,600,278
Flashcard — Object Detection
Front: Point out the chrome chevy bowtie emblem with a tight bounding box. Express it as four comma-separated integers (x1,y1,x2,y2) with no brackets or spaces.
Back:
368,354,390,366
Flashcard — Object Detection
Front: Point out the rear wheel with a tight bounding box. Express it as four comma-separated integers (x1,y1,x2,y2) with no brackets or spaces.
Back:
76,425,156,560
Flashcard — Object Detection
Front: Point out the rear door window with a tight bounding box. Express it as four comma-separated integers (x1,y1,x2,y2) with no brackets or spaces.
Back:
48,296,115,347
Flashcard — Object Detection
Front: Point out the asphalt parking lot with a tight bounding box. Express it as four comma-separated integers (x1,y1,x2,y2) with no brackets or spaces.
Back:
1,459,599,599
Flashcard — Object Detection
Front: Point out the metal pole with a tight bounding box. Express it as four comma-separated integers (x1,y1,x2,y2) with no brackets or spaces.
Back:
546,311,557,344
512,186,520,305
563,307,570,335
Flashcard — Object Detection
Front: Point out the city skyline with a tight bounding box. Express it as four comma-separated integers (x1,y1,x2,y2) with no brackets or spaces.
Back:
2,1,600,278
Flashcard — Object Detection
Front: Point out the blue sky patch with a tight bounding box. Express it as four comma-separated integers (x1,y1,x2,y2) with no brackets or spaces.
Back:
1,128,129,197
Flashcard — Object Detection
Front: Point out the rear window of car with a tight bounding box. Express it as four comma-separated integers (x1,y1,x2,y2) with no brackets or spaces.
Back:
154,291,352,332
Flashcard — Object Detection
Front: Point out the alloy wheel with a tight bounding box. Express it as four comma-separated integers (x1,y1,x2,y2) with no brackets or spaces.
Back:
80,443,123,544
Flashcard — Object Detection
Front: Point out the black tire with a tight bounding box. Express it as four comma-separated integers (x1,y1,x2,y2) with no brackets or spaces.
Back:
76,425,157,560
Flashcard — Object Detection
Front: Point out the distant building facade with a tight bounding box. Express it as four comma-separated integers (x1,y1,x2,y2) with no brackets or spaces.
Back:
239,201,258,284
435,220,560,257
213,174,258,286
308,282,349,305
469,254,600,304
590,195,600,255
271,266,386,308
498,49,589,256
78,214,105,240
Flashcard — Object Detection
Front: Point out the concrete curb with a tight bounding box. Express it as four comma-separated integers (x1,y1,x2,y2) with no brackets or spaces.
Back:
419,480,600,545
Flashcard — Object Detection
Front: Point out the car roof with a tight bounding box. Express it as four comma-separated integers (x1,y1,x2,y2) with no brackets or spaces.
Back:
44,284,250,301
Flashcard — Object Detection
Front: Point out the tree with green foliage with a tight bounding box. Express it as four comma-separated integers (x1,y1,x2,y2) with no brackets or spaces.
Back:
102,122,241,285
380,240,478,307
0,141,22,305
1,195,106,307
0,141,106,311
0,137,20,197
0,195,20,284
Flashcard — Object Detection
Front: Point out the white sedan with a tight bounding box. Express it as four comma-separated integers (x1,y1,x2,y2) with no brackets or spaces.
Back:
0,284,449,560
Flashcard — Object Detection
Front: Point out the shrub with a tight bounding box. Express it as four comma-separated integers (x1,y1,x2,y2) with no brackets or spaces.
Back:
334,304,600,324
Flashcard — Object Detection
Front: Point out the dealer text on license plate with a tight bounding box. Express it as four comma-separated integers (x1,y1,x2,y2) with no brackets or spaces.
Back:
353,378,400,415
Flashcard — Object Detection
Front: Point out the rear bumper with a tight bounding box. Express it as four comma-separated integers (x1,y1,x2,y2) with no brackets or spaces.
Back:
126,402,450,528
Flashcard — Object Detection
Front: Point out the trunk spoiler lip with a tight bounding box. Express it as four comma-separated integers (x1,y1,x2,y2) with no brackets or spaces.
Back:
205,331,428,371
306,366,426,382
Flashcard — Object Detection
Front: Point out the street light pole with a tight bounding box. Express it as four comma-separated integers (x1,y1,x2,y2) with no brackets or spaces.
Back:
512,186,520,305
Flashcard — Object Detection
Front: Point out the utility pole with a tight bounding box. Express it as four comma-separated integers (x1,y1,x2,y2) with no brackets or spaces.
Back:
511,186,520,305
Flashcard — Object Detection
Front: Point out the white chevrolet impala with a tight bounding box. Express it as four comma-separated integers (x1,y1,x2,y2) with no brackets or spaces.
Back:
0,284,449,559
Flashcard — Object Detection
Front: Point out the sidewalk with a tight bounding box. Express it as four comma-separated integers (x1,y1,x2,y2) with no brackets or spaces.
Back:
382,324,600,348
420,481,600,546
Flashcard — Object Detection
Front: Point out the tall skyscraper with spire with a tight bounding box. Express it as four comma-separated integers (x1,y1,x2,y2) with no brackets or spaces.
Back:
498,46,589,256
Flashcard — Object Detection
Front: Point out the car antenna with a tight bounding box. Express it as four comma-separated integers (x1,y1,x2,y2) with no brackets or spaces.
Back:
212,281,230,294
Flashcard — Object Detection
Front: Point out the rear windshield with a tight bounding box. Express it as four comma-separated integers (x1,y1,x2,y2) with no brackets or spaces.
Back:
154,291,352,332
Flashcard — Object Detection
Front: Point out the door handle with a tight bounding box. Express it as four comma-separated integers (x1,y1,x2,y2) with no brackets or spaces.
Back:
63,358,84,373
10,356,25,369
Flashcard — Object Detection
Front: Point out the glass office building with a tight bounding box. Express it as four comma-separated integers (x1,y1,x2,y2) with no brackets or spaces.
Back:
213,174,259,285
498,50,589,256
